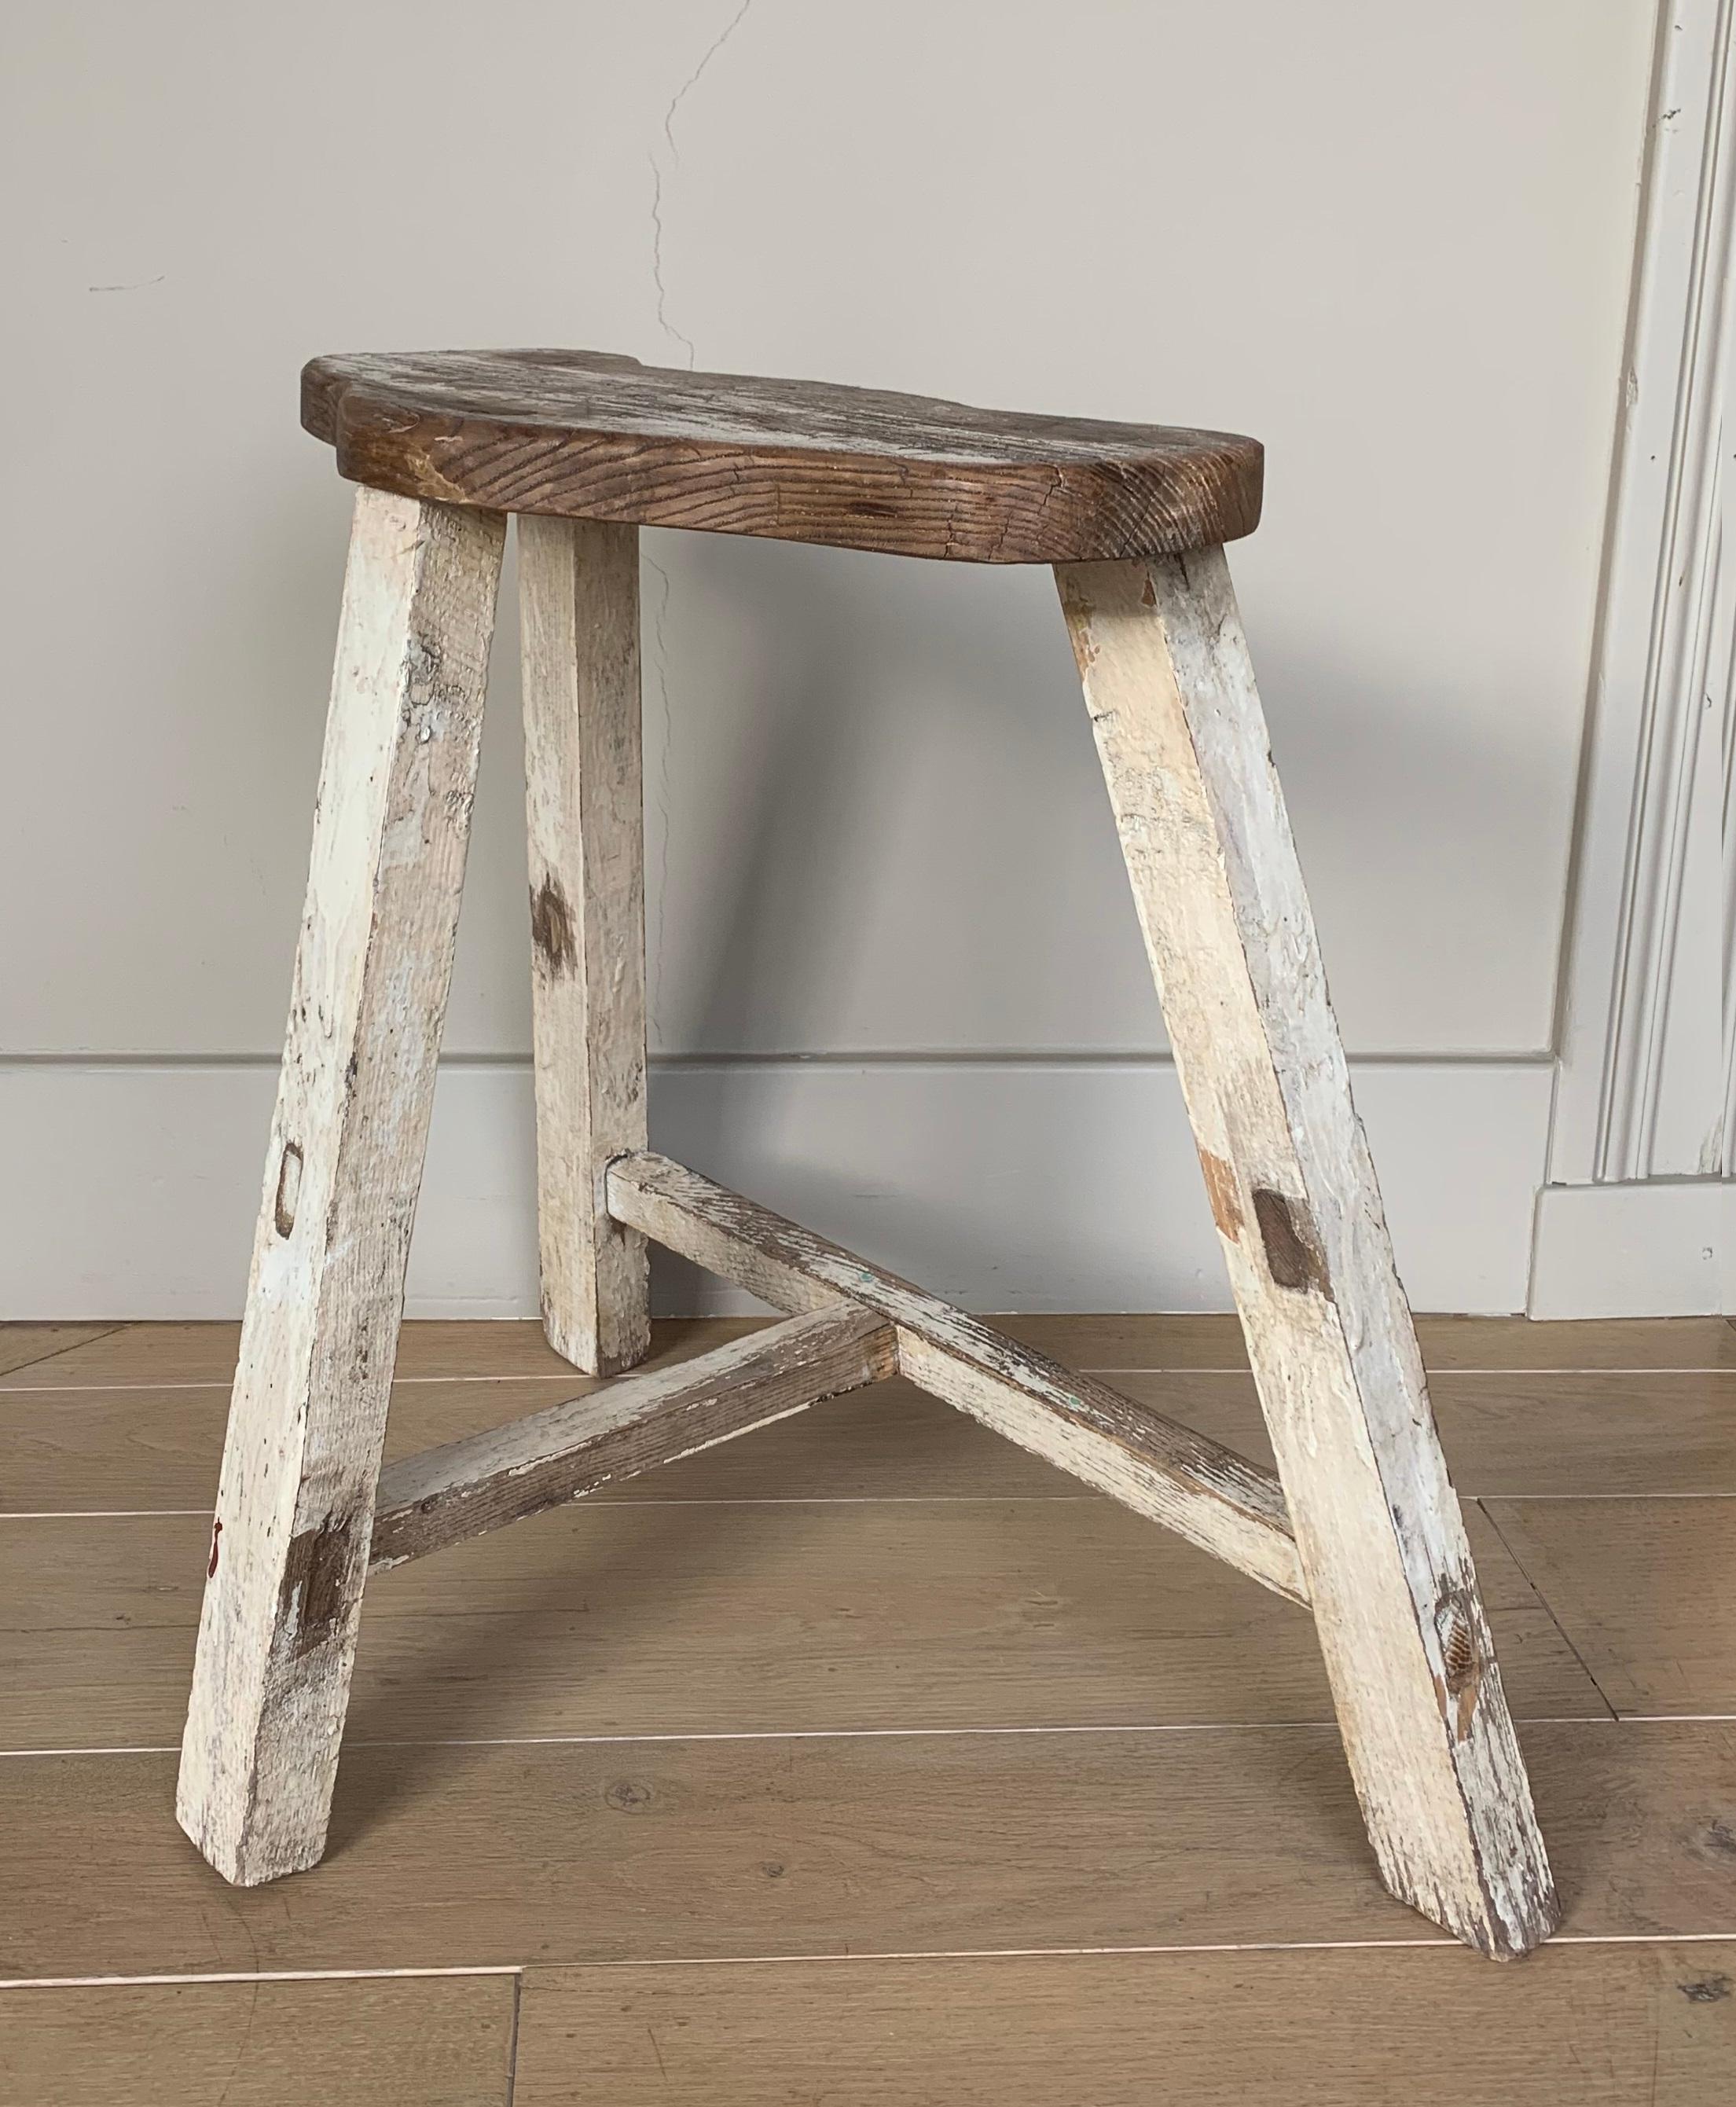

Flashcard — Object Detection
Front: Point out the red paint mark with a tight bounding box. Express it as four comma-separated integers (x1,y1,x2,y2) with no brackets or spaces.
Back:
207,1518,223,1577
1198,1148,1243,1240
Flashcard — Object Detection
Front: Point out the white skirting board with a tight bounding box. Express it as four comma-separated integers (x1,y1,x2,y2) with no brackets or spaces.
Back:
0,1057,1551,1320
1528,1176,1732,1318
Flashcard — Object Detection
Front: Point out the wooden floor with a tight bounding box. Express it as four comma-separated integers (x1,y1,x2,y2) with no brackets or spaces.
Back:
3,1315,1734,2103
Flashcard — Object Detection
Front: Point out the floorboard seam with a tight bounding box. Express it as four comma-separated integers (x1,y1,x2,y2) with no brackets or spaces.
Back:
8,1492,1736,1520
5,1364,1733,1393
1477,1498,1620,1721
0,1966,523,1990
0,1714,1639,1760
505,1968,523,2107
7,1933,1736,1990
0,1325,124,1382
0,1498,1107,1518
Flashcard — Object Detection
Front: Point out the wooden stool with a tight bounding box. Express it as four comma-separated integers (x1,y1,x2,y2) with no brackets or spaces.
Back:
178,350,1558,1959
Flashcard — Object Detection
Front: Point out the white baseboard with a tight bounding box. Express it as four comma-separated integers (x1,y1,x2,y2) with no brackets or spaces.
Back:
0,1057,1552,1320
1528,1176,1730,1318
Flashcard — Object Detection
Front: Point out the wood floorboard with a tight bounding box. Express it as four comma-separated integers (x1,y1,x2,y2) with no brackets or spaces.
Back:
6,1315,1730,1391
1387,1316,1734,1371
0,1501,1602,1749
0,1325,117,1379
1111,1369,1736,1496
0,1723,1730,1979
0,1378,1070,1514
0,1972,516,2105
0,1317,769,1390
3,1318,1261,1389
953,1314,1736,1371
1427,1372,1736,1493
1486,1499,1736,1719
6,1316,1733,2100
512,1944,1736,2107
7,1364,1735,1515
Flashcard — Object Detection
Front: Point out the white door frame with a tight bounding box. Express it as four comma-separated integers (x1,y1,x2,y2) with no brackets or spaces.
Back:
1532,0,1734,1316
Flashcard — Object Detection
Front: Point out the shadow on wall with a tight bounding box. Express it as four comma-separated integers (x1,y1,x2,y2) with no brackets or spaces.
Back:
619,519,1551,1315
640,523,1562,1068
637,527,1126,1308
640,526,1122,1059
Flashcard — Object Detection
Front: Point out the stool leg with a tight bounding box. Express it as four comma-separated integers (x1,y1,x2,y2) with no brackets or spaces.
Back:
177,487,505,1885
1056,548,1558,1958
519,516,650,1375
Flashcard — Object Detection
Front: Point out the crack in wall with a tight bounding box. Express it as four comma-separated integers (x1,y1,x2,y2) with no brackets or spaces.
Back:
642,554,677,1041
647,0,755,369
641,0,758,1039
647,158,695,369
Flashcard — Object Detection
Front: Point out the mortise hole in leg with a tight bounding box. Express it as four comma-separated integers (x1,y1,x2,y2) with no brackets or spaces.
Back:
1433,1583,1485,1740
1251,1187,1330,1298
274,1141,303,1238
529,875,577,975
280,1511,361,1658
1437,1602,1477,1690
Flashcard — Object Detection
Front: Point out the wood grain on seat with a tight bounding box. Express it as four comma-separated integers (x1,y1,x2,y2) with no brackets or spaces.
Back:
301,350,1262,562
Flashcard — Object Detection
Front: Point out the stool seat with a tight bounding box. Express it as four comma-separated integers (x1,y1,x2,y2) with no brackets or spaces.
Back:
302,347,1262,563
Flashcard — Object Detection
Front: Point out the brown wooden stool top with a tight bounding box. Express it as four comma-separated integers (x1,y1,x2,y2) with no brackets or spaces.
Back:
301,348,1262,564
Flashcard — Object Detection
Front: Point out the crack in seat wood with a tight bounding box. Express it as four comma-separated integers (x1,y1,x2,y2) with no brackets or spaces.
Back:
178,348,1556,1964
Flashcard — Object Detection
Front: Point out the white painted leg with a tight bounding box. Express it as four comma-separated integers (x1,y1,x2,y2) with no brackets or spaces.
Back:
519,516,650,1376
177,487,505,1885
1057,548,1558,1958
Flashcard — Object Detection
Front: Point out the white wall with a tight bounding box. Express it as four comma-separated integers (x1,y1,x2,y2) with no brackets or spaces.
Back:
0,1,1655,1314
